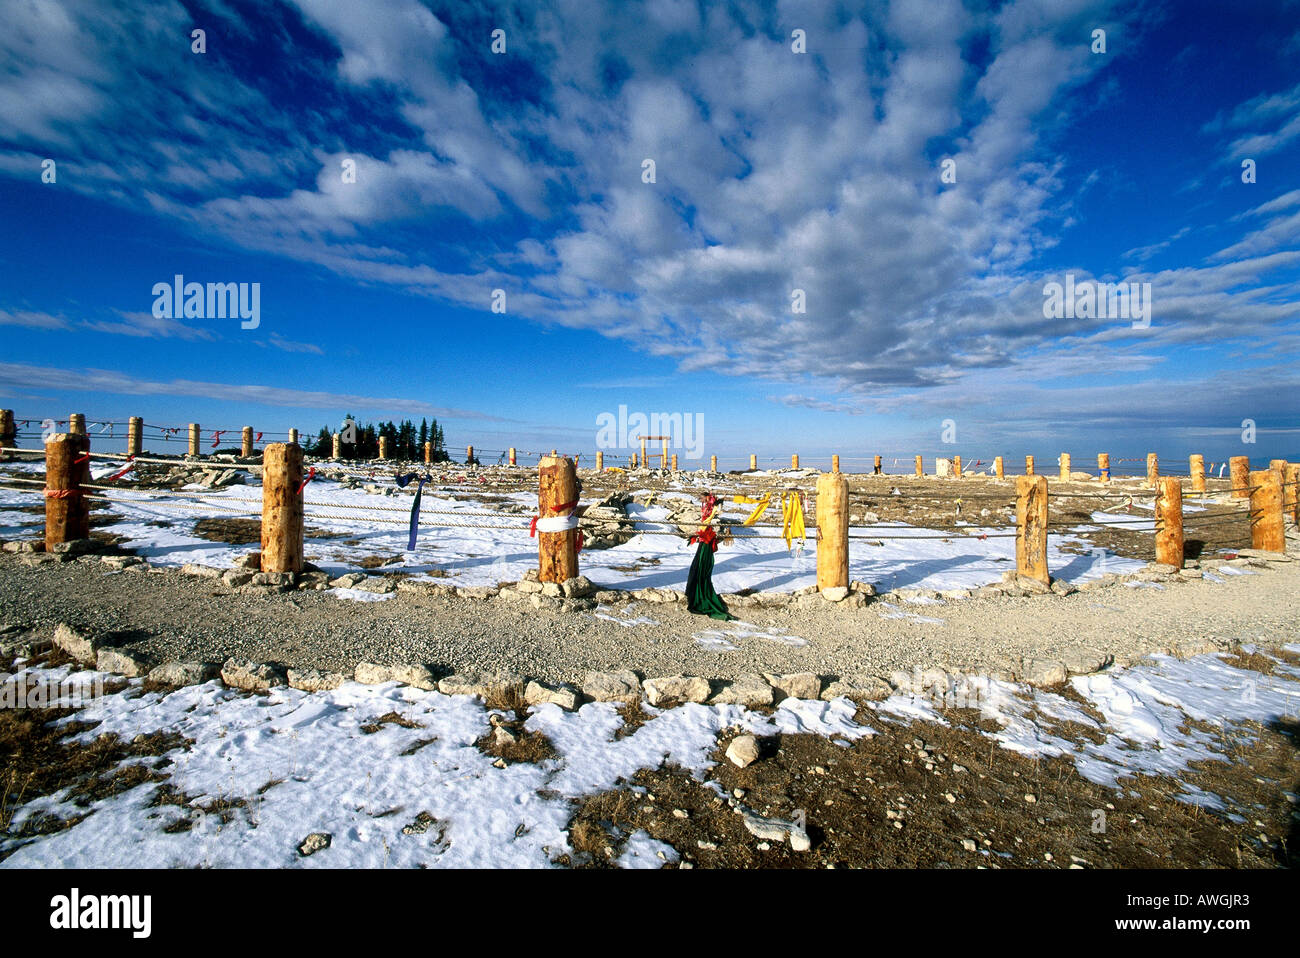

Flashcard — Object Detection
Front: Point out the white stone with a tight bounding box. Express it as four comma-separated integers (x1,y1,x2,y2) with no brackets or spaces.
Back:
726,734,760,768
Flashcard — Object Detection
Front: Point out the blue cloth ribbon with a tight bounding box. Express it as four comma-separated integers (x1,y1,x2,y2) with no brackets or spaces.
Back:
395,472,430,550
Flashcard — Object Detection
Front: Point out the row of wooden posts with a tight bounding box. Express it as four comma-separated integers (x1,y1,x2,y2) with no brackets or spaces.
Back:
0,412,1275,496
35,430,1297,590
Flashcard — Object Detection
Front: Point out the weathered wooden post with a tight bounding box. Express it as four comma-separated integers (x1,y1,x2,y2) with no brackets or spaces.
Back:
915,455,923,477
378,436,389,460
832,454,840,473
671,453,678,471
994,456,1003,479
1098,453,1110,483
44,432,90,550
1189,454,1205,492
1230,456,1250,498
1155,477,1184,568
816,470,849,594
792,453,800,469
640,437,648,469
1249,469,1285,553
711,455,718,472
661,438,668,470
0,409,14,449
467,445,474,463
632,451,639,468
1145,453,1158,488
874,455,882,475
1059,453,1070,481
1015,475,1049,585
537,455,579,583
241,426,254,458
188,423,200,457
596,451,604,471
422,442,431,465
749,454,757,471
69,413,85,436
288,428,299,445
1270,458,1288,491
332,433,341,459
1242,470,1284,553
261,442,303,574
1285,463,1300,524
509,447,517,466
953,454,962,478
127,417,143,457
1025,455,1035,476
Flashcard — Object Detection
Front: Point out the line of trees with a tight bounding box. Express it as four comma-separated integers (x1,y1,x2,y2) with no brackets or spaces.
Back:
306,415,449,462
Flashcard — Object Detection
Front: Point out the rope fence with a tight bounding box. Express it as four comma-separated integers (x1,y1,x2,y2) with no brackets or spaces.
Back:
3,414,1296,593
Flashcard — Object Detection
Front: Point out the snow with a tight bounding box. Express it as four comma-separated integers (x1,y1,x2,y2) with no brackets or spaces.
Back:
0,472,1148,595
3,646,1296,867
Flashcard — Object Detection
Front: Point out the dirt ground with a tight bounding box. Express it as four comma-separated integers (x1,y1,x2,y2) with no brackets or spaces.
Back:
558,651,1300,869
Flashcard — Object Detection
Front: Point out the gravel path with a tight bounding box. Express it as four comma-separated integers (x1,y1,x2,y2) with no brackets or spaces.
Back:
3,552,1297,685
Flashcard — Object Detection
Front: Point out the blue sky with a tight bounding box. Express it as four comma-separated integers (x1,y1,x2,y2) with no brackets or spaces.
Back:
1,0,1297,469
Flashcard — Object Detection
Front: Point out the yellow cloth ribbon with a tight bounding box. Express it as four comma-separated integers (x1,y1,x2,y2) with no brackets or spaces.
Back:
734,493,771,526
780,491,805,550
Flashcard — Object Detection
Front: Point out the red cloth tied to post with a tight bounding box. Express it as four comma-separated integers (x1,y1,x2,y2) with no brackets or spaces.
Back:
530,498,581,553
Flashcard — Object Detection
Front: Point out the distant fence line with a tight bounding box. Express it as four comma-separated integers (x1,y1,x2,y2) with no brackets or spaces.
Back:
2,408,1297,595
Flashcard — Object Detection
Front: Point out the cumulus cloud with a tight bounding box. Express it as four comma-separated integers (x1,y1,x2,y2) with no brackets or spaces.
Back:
1,0,1296,417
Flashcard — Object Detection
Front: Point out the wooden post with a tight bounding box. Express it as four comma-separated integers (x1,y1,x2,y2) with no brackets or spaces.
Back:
915,455,923,477
815,471,849,593
1015,475,1049,585
640,437,648,468
467,445,474,463
671,453,678,471
710,455,717,472
1285,463,1300,525
378,436,389,460
661,439,668,470
260,442,304,574
509,447,517,466
874,455,882,475
44,433,90,549
596,451,604,471
749,454,757,471
994,456,1004,479
188,423,200,457
1098,453,1110,483
953,454,962,478
1145,453,1158,488
1025,455,1035,476
632,451,639,468
332,433,341,458
69,413,85,436
1269,458,1288,491
1059,453,1070,481
537,455,579,583
241,426,254,458
1249,469,1285,553
1229,456,1250,498
1189,454,1205,493
288,428,299,445
127,417,143,457
1155,477,1184,568
792,454,799,469
831,454,840,474
0,409,14,449
423,442,431,464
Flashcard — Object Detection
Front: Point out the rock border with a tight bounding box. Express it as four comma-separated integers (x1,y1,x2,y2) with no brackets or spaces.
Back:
34,620,1290,716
